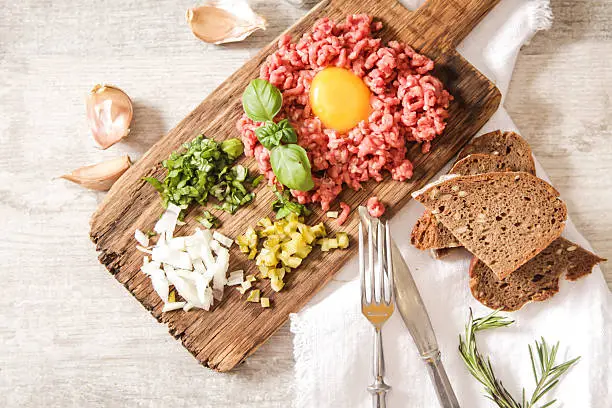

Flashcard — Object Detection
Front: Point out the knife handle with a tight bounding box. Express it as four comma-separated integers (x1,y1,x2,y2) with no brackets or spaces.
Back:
424,352,461,408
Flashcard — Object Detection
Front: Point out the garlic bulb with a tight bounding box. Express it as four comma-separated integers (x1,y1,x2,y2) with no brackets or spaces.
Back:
186,0,266,45
86,84,133,149
61,155,132,191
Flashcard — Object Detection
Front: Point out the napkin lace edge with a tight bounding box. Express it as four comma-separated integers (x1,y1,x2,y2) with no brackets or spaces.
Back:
527,0,553,34
290,312,314,408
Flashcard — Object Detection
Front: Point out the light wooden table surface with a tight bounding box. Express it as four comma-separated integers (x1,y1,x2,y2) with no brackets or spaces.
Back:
1,0,609,406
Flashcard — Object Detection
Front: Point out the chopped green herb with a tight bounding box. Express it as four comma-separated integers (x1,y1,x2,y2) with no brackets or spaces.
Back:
220,138,244,160
271,187,311,220
251,175,264,188
196,210,220,229
144,230,157,238
144,135,258,215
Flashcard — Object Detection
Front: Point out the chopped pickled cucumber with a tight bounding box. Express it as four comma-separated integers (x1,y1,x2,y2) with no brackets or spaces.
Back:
268,268,286,281
285,256,302,268
246,289,260,302
317,238,330,252
336,232,349,249
311,222,327,238
261,225,276,236
271,277,285,292
238,211,349,302
298,224,316,244
258,217,272,228
328,238,339,249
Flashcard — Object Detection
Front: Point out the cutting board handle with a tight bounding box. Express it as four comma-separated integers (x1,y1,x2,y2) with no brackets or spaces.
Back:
396,0,501,50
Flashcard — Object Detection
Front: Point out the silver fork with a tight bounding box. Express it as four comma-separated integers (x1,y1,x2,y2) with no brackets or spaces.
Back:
360,217,394,408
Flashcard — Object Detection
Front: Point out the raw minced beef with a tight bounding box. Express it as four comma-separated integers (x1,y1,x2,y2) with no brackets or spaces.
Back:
237,14,452,211
366,196,385,218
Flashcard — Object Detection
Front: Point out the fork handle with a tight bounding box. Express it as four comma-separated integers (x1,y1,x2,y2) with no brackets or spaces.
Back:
371,392,387,408
368,328,390,408
424,352,461,408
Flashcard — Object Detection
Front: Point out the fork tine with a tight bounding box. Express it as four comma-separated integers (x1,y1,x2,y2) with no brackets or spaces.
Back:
377,220,385,303
385,220,394,306
368,218,375,304
359,222,366,304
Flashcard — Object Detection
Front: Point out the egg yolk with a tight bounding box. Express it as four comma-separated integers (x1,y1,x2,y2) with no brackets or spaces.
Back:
309,67,371,132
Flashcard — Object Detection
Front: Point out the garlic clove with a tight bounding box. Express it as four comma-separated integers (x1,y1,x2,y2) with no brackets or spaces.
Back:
186,0,266,45
86,84,133,150
61,155,132,191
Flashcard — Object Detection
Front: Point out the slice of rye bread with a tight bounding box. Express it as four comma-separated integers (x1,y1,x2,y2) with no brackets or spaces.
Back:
411,210,461,250
412,172,568,280
469,237,605,311
411,153,536,251
455,130,536,174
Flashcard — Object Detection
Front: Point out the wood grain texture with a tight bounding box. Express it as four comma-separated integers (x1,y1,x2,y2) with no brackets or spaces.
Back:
89,0,501,372
2,0,611,406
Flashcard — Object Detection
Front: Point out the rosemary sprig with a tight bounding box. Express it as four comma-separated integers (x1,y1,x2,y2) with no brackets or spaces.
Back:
459,309,580,408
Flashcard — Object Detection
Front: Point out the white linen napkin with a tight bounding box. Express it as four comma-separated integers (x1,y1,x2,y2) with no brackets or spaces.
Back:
290,1,612,407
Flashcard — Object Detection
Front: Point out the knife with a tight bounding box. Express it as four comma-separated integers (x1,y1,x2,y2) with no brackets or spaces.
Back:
358,207,460,408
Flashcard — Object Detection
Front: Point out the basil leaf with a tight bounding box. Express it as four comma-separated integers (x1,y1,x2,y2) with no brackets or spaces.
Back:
242,79,282,123
277,119,297,144
255,121,284,150
255,119,298,150
275,206,291,220
270,144,314,192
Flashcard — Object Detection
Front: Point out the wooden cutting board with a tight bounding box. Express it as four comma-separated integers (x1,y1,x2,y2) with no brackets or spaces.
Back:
90,0,501,372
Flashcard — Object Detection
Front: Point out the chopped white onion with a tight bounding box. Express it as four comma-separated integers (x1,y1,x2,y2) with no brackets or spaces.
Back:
169,236,186,251
200,243,216,271
154,203,181,237
136,245,152,254
136,205,236,312
152,244,192,270
134,229,150,247
162,302,186,312
149,268,169,303
226,277,243,286
192,258,206,274
210,239,222,254
326,211,339,219
229,270,244,280
213,231,233,248
173,268,198,281
165,267,201,307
